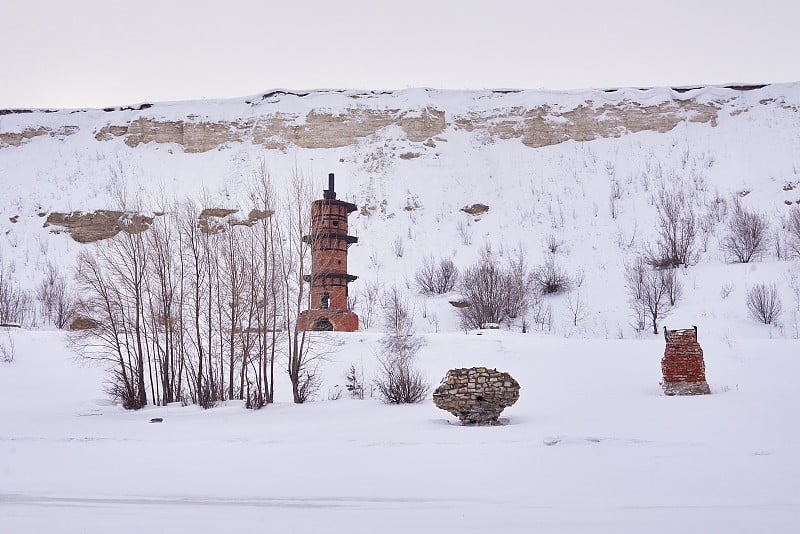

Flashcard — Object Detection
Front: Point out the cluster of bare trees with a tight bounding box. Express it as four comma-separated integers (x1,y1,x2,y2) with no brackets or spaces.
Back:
70,171,326,409
0,259,31,326
0,256,77,329
625,257,682,334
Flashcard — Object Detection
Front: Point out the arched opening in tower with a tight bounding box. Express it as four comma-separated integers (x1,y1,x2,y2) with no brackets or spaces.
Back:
312,317,334,331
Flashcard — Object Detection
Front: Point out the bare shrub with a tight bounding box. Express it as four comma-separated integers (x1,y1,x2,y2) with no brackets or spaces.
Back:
544,233,564,254
457,253,510,329
36,262,75,329
456,220,473,245
566,292,588,327
722,198,770,263
625,258,672,334
646,189,698,268
458,247,536,329
345,363,365,400
356,280,380,328
746,283,782,324
531,257,570,295
374,351,429,404
787,206,800,259
374,289,429,404
381,287,415,334
0,328,15,363
662,268,683,306
415,256,459,295
0,259,33,326
720,283,735,299
391,235,405,258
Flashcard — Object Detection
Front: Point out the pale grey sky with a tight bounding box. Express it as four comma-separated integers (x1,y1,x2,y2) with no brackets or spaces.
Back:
1,0,798,108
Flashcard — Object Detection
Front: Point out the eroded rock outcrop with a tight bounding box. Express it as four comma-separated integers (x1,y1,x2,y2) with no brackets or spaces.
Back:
44,210,154,243
0,125,78,147
433,367,520,425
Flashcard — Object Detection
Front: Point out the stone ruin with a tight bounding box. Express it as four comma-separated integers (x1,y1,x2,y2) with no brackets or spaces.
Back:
433,367,520,425
661,326,711,396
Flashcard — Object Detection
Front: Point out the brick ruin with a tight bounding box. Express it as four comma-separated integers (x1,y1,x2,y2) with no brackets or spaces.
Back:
661,326,711,396
296,173,359,332
433,367,520,425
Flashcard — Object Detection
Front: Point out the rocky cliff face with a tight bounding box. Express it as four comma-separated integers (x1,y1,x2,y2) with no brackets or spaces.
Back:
2,85,780,154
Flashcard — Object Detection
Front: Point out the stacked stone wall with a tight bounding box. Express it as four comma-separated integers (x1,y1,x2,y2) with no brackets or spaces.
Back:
433,367,520,425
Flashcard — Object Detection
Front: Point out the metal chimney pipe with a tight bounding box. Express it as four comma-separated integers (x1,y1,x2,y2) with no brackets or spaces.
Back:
324,173,336,199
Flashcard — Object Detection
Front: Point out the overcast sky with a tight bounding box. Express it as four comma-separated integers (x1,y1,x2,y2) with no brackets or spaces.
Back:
1,0,798,108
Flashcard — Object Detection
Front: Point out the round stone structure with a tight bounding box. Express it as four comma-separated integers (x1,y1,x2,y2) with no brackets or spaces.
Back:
433,367,520,425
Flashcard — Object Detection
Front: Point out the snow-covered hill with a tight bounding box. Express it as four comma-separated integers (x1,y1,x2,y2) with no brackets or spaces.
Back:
2,83,799,338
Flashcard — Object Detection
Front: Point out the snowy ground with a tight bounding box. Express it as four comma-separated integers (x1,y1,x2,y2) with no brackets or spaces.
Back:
2,327,798,533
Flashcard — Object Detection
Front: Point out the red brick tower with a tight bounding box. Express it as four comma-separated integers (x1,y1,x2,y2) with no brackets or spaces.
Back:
297,173,359,332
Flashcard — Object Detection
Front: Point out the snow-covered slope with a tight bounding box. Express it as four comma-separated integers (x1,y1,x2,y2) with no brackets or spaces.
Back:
1,84,800,338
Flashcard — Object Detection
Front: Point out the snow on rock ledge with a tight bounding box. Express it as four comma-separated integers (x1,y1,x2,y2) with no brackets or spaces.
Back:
433,367,520,425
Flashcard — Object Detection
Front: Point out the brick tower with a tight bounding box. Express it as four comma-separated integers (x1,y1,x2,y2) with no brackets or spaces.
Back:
297,173,359,332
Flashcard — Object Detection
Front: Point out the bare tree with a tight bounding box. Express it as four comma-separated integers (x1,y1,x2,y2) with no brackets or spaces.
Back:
36,262,75,329
281,171,329,403
661,268,683,306
374,288,429,404
625,258,672,334
746,283,782,325
647,189,698,268
0,328,15,363
787,206,800,259
73,249,145,409
248,164,282,408
0,258,32,327
721,198,770,263
566,292,588,327
356,280,380,329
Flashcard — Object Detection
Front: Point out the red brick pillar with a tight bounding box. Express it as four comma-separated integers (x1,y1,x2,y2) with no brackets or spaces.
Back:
661,326,711,395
